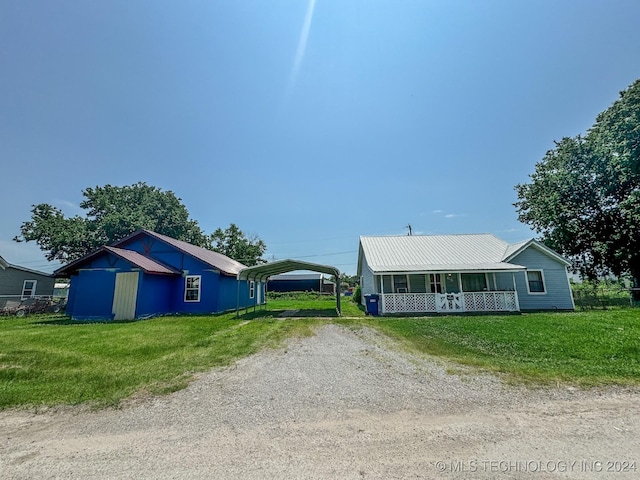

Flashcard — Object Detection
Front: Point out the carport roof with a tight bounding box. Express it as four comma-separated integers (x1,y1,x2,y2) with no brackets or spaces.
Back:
238,259,340,282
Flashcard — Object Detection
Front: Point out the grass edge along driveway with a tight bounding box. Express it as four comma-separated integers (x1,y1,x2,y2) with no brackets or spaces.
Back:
1,307,639,409
0,314,320,410
365,310,640,387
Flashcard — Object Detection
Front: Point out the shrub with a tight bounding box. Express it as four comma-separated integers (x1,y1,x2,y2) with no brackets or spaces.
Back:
353,285,362,305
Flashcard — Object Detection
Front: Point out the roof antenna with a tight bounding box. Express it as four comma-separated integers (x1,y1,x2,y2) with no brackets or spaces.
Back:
406,224,413,236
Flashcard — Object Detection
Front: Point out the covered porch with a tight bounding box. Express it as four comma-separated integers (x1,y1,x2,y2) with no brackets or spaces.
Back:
374,271,521,314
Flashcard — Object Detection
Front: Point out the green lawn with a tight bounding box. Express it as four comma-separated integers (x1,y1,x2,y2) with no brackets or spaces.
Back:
366,310,640,386
0,312,318,409
1,297,638,409
242,292,365,318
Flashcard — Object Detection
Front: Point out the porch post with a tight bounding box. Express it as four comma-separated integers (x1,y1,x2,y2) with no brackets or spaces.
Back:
457,273,466,311
512,272,520,311
379,275,384,314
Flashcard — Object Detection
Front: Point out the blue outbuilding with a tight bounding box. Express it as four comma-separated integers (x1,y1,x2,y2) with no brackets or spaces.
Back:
55,230,264,321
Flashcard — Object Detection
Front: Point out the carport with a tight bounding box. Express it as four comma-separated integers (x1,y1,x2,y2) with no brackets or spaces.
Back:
237,259,341,316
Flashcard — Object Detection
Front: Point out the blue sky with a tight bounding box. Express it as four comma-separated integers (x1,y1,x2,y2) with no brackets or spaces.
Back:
1,0,639,276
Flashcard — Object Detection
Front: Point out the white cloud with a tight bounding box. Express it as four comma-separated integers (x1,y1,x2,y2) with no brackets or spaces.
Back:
286,0,316,97
54,199,83,214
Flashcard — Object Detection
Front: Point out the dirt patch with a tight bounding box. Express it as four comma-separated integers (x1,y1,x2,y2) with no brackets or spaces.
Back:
1,324,638,479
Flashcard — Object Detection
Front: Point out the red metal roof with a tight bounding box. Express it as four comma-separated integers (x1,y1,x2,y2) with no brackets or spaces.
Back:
114,230,248,276
55,230,247,277
103,247,181,275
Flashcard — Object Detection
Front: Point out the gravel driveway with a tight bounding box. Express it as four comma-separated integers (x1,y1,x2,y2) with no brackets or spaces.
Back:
1,324,639,479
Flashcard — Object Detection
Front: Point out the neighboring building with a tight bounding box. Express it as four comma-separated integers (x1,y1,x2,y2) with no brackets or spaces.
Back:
55,230,264,321
267,272,325,293
357,234,574,315
53,282,70,299
0,254,55,299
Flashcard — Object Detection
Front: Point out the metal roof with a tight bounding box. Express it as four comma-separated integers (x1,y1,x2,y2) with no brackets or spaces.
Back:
358,234,527,274
237,259,341,315
103,247,181,274
0,254,53,277
238,259,339,282
55,246,181,276
113,230,247,276
55,230,248,277
268,272,324,281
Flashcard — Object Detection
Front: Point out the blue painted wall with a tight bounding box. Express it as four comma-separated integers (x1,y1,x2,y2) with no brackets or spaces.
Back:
218,276,256,312
267,278,321,292
136,274,173,318
64,233,263,320
65,273,79,317
69,269,117,320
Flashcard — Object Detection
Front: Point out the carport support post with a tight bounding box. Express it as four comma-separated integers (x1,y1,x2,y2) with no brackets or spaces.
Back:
236,278,240,318
335,269,341,316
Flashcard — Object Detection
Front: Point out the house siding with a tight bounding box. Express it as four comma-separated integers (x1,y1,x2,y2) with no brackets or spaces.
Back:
360,258,376,301
511,247,574,310
0,267,54,297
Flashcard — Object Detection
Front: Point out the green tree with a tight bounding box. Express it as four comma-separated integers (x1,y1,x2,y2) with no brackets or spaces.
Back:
515,79,640,292
209,223,266,266
15,182,209,262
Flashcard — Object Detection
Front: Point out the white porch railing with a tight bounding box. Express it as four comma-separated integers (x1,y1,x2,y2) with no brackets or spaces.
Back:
381,291,519,314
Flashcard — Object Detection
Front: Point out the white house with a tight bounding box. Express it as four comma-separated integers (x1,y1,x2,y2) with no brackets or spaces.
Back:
357,234,575,314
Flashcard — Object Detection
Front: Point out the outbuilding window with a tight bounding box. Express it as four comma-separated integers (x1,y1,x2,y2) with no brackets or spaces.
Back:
185,275,201,302
22,280,37,298
526,270,546,294
249,281,255,299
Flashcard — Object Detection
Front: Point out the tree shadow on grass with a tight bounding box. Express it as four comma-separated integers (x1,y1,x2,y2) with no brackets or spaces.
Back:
34,316,140,326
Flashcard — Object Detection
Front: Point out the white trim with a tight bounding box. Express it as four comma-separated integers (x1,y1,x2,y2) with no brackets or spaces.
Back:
525,269,547,295
184,275,201,302
21,280,37,299
504,240,571,267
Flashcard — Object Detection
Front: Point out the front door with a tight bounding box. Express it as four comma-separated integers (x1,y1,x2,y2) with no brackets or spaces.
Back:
112,272,139,320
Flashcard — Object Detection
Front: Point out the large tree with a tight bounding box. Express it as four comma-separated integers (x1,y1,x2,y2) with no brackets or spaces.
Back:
515,79,640,289
209,223,266,266
15,182,209,262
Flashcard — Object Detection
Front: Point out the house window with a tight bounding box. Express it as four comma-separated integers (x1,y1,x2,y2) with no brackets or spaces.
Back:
461,273,487,292
393,275,408,293
250,281,255,299
408,274,427,293
526,270,546,294
184,275,201,302
382,275,392,293
22,280,37,298
429,274,443,293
